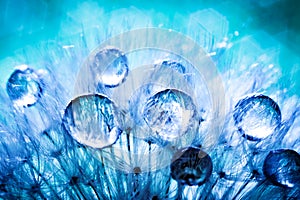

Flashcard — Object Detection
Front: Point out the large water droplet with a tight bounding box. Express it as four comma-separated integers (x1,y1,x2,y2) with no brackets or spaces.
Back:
90,47,128,88
171,147,213,186
233,94,281,141
6,66,43,107
263,149,300,188
62,94,123,149
143,89,198,142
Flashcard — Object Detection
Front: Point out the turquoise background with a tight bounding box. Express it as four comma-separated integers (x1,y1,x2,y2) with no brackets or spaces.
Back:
1,0,299,93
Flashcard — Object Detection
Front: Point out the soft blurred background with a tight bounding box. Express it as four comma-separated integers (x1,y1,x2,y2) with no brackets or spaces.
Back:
0,0,300,94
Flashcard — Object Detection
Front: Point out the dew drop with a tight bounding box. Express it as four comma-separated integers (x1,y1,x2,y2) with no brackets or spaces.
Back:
233,94,281,141
159,60,186,74
171,147,213,186
6,66,42,107
90,47,128,88
143,89,198,142
263,149,300,188
62,94,123,149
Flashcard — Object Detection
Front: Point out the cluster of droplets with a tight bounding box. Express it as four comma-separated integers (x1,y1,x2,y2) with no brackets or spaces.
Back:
1,42,299,200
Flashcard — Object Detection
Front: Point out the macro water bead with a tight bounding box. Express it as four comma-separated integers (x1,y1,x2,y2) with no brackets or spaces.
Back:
263,149,300,188
159,60,186,74
171,147,213,186
143,89,198,142
6,66,43,107
90,47,128,88
233,94,281,141
62,94,123,149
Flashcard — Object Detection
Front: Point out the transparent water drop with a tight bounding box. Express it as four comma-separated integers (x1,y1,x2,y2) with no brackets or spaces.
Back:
62,94,123,149
233,94,281,141
6,66,43,107
90,47,128,88
158,60,186,74
171,147,213,186
263,149,300,188
143,89,198,142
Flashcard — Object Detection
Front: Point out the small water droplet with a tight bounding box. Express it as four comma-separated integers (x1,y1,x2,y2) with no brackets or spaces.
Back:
90,47,128,88
6,66,43,107
159,60,186,74
171,147,213,186
62,94,123,149
233,94,281,141
143,89,198,142
133,166,142,174
263,149,300,188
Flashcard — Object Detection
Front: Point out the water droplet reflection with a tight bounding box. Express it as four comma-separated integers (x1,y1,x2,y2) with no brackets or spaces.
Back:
90,47,128,88
159,60,186,74
263,149,300,188
233,94,281,141
143,89,198,142
6,66,43,107
171,147,213,186
62,94,123,149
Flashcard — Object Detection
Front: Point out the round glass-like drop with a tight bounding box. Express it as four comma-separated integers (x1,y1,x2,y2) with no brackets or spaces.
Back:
160,60,186,74
171,147,213,186
263,149,300,188
6,67,42,107
90,47,128,88
62,94,123,149
143,89,197,141
233,94,281,141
